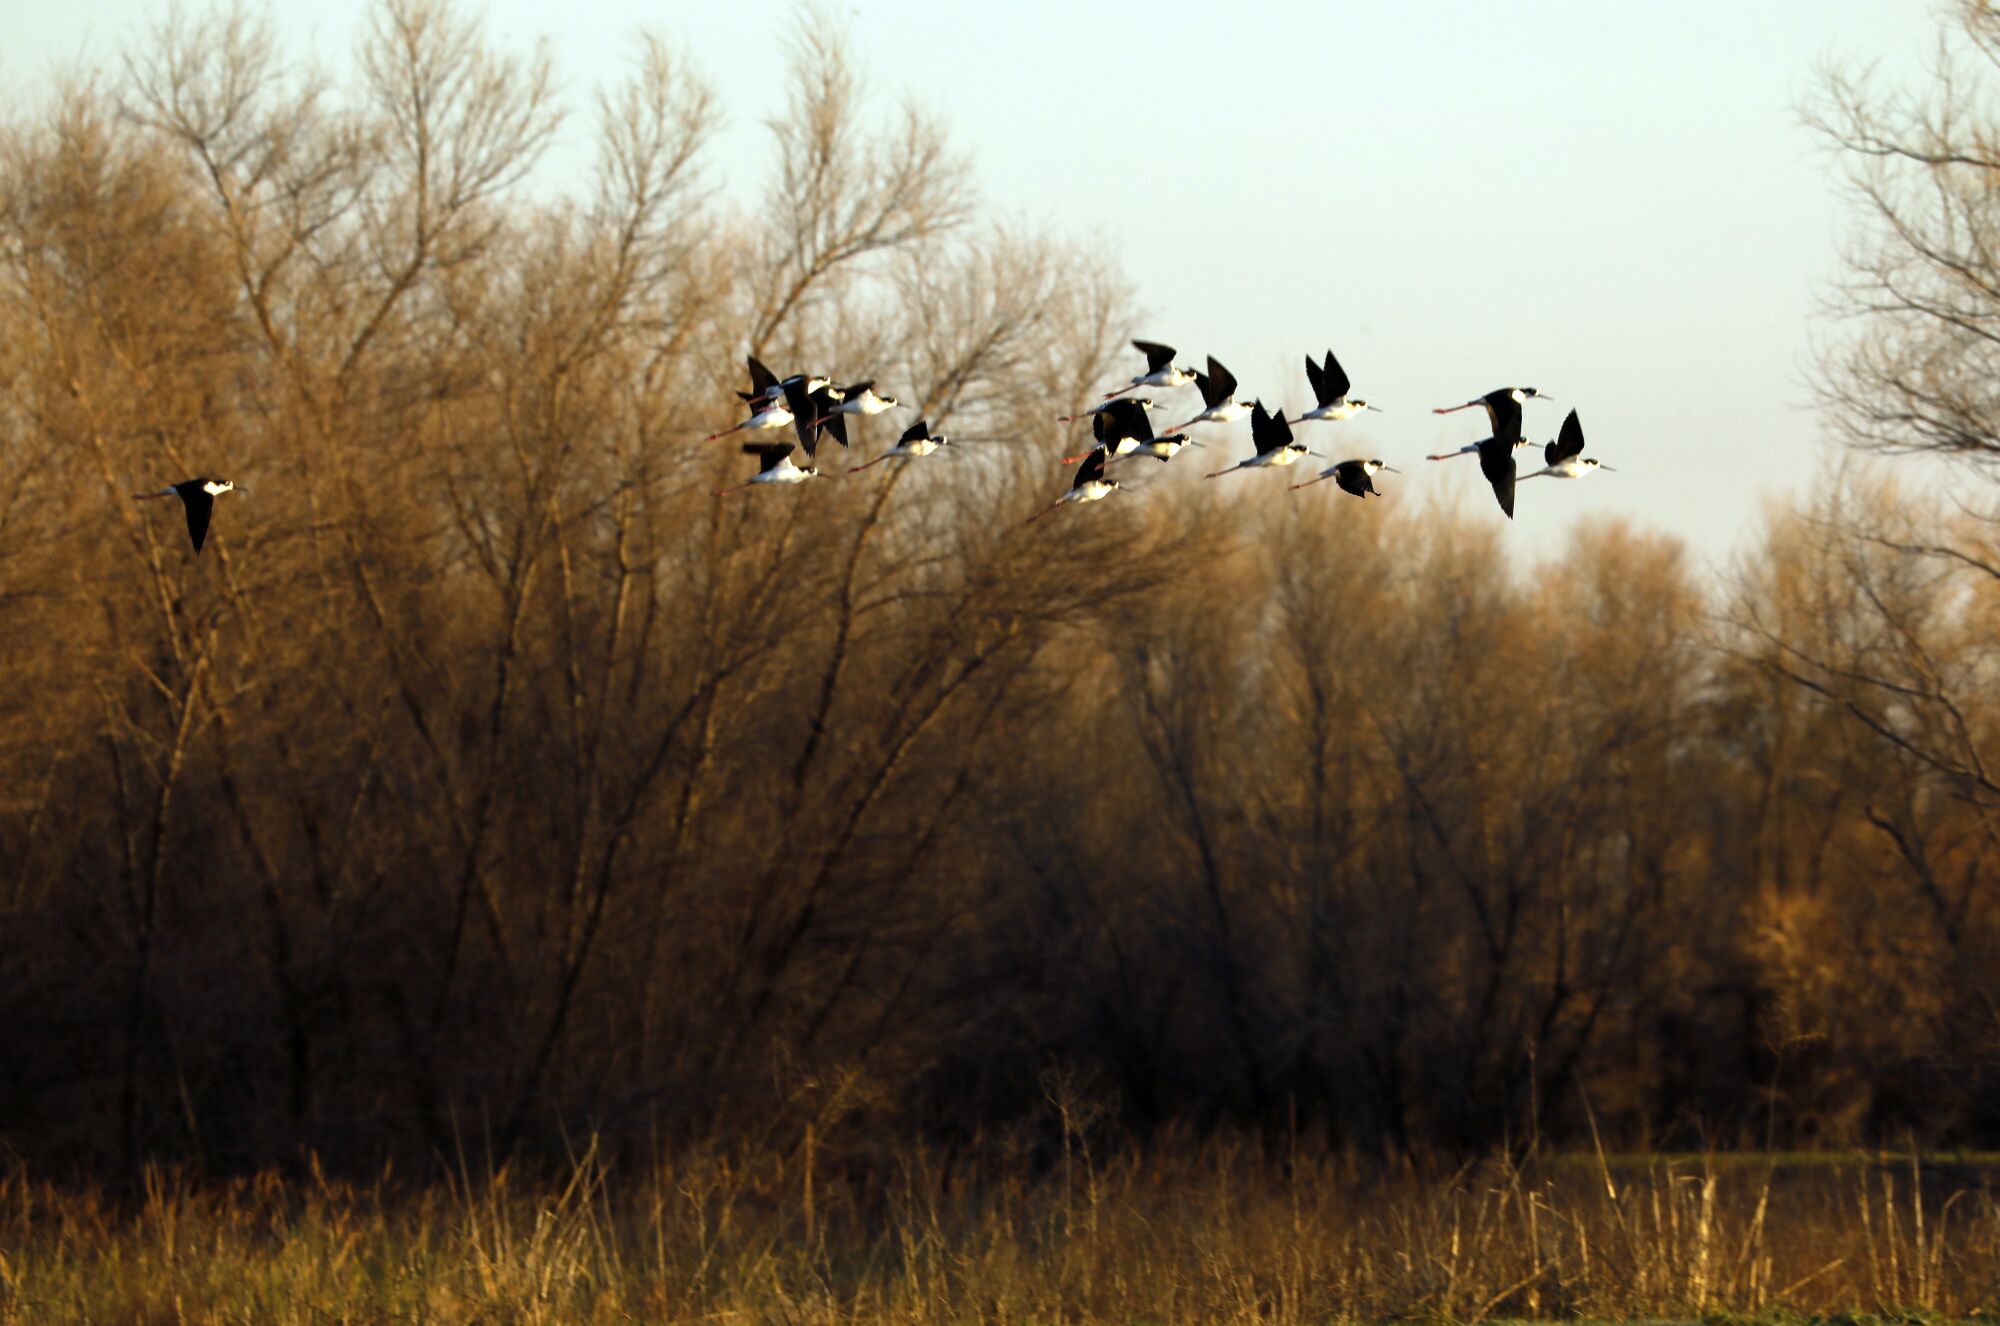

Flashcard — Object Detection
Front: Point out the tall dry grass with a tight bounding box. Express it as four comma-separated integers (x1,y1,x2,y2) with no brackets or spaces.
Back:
3,1139,1996,1324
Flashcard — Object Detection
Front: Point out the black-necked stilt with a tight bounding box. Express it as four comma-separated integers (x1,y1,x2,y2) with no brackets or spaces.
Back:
1290,458,1398,497
134,478,240,553
1103,339,1197,400
1203,401,1319,479
822,381,898,419
1062,396,1156,465
1290,349,1378,425
1057,396,1154,425
1431,386,1549,450
1170,356,1249,430
1424,434,1536,463
707,395,794,442
851,418,949,471
714,442,821,495
1027,446,1121,522
1519,409,1614,480
1130,431,1194,462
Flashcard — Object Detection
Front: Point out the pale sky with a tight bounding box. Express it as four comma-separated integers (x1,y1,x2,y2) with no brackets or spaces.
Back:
6,1,1944,568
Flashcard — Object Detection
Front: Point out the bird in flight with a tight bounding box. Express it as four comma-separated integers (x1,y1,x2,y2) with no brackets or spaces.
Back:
713,442,821,496
134,478,240,553
1026,447,1122,522
1290,458,1398,497
1170,356,1250,431
1204,401,1319,479
1290,349,1378,426
851,419,950,471
821,381,899,419
1063,396,1161,465
1103,339,1198,400
1430,385,1550,451
1519,409,1614,481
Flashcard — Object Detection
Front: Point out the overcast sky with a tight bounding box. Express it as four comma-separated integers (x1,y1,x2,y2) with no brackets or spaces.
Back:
6,1,1945,569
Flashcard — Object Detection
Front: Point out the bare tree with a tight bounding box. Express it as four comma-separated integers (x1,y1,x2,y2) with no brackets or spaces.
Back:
1808,2,2000,465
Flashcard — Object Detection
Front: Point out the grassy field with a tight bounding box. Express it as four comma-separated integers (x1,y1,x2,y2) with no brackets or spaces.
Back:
2,1140,1997,1324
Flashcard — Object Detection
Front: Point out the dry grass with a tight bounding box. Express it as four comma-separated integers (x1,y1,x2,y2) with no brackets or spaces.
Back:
2,1139,1997,1325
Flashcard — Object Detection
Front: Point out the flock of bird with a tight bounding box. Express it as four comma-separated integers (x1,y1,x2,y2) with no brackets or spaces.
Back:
133,341,1615,552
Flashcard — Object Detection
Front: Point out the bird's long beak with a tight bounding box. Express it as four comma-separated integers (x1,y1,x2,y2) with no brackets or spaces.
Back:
1599,464,1618,472
1366,404,1383,412
1382,466,1401,474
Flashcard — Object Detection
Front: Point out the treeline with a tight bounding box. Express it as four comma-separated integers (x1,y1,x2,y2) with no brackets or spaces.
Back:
1,0,1997,1180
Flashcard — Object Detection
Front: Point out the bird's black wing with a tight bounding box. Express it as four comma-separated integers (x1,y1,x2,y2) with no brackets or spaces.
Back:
1477,438,1516,520
746,355,778,399
843,380,874,398
1097,397,1148,448
1250,402,1293,455
818,409,848,450
1073,448,1108,489
1483,389,1524,446
1119,398,1156,443
180,487,215,553
1547,409,1584,466
1248,401,1278,454
1322,350,1351,401
1204,355,1237,406
781,378,818,456
1303,354,1326,406
1130,408,1157,444
744,441,796,472
898,419,930,445
807,386,846,448
1133,339,1176,374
